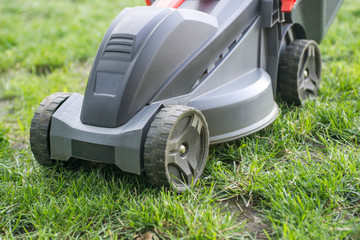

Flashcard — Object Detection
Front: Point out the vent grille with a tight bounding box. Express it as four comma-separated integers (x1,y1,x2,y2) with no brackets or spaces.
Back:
191,38,238,91
102,35,135,61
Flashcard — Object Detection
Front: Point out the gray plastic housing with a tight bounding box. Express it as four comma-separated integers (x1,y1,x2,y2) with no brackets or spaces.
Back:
49,0,343,174
80,6,218,128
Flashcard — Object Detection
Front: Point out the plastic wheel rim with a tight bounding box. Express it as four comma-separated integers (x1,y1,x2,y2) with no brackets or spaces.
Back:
297,42,322,101
166,112,208,188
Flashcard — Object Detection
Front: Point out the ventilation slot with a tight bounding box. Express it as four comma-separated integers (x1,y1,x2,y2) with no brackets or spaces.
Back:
102,36,135,61
191,39,238,91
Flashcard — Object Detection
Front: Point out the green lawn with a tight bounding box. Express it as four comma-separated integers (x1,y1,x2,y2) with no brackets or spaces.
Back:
1,0,360,239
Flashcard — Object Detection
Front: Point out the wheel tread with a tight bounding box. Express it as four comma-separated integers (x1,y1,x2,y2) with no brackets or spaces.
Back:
144,105,209,191
277,39,321,105
30,92,71,166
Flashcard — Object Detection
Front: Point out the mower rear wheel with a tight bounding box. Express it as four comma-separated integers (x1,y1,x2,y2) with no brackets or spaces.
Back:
277,39,322,105
30,92,71,166
144,105,209,192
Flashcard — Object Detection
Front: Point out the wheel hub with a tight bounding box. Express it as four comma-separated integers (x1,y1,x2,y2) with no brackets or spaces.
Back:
304,69,309,78
179,144,187,155
144,105,209,192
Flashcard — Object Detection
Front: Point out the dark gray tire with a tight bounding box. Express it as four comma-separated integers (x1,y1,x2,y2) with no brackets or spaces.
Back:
30,92,71,166
277,39,322,105
144,105,209,192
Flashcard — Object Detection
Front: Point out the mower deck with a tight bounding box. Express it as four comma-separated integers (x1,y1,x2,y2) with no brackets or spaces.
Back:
30,0,344,192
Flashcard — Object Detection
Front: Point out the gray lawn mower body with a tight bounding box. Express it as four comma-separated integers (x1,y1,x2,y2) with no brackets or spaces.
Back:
30,0,343,189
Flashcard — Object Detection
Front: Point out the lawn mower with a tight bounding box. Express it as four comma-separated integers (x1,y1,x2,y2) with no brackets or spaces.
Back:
30,0,343,192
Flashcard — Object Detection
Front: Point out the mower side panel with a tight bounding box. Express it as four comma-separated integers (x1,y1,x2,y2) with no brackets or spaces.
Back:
50,93,161,175
189,16,263,98
190,17,279,143
159,16,279,143
291,0,343,42
152,0,260,102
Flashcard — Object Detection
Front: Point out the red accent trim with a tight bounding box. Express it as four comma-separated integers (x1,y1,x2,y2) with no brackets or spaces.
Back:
154,0,185,8
281,0,296,12
145,0,152,6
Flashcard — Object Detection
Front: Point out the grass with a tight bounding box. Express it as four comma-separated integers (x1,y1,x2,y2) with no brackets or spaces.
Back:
1,0,360,238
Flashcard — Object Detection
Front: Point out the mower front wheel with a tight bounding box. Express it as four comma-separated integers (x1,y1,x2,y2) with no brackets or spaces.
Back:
144,105,209,192
30,92,71,166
